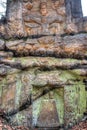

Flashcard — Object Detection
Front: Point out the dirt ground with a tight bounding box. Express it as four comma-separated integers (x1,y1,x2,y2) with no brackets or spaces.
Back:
71,121,87,130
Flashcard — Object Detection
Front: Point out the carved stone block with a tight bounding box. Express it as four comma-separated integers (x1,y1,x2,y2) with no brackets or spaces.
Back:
22,0,66,36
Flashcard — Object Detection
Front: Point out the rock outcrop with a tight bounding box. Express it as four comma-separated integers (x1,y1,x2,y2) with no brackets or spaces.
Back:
0,0,87,129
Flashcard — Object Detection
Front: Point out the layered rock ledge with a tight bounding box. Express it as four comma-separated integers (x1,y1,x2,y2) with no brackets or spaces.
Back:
0,33,87,59
0,31,87,129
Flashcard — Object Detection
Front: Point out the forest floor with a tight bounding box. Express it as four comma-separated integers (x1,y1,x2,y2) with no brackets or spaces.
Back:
0,117,87,130
71,121,87,130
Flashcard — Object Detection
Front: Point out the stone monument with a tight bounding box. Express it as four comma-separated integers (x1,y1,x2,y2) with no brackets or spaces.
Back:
0,0,87,129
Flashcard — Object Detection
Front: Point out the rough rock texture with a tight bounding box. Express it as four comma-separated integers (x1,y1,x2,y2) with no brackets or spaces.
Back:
0,0,87,130
65,0,83,20
0,56,87,129
5,34,87,59
0,0,86,38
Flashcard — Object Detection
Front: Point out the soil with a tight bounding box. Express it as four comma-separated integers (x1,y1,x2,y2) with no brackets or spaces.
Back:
71,121,87,130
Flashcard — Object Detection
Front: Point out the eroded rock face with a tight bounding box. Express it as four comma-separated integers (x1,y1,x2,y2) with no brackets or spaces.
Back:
0,57,87,129
5,34,87,59
0,0,87,129
0,0,86,38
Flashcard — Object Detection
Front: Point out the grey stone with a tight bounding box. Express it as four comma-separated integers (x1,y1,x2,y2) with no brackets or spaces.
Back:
0,39,5,50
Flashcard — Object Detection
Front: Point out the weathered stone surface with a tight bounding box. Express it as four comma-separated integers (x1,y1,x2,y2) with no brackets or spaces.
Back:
0,0,66,38
0,57,87,70
0,40,5,50
0,69,34,113
74,17,87,33
0,57,86,128
5,33,87,59
0,64,20,76
0,0,86,38
64,23,78,34
6,0,23,37
65,0,83,21
0,0,87,129
23,0,66,36
10,106,32,127
34,100,60,127
64,83,86,127
0,51,13,58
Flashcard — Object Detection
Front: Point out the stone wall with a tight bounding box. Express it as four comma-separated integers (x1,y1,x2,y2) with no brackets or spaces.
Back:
0,0,87,38
0,0,87,129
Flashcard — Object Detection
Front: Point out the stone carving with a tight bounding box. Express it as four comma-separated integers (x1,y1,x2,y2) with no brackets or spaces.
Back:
0,0,86,38
52,0,66,16
23,0,66,36
0,0,87,129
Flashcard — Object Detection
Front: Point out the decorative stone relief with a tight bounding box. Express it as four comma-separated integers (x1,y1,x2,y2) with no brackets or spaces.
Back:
0,0,87,129
23,0,66,36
